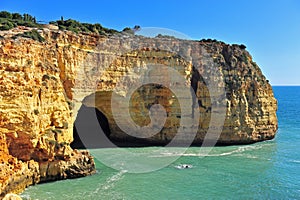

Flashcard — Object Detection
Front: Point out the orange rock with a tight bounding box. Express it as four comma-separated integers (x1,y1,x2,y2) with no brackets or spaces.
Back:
0,27,277,196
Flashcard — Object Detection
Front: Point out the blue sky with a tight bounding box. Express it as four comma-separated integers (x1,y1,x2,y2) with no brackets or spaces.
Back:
1,0,299,85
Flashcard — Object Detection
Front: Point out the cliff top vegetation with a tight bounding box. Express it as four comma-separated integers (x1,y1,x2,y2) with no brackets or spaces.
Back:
0,11,145,37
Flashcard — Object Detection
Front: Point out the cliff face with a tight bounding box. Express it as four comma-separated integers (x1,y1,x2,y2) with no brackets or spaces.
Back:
0,27,277,195
0,28,96,197
73,34,277,146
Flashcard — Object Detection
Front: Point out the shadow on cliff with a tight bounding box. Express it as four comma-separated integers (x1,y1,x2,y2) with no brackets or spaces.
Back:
71,104,168,149
71,104,179,149
71,67,208,149
71,105,112,149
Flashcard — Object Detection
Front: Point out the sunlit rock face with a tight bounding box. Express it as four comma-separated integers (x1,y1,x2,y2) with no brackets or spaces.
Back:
74,36,278,146
0,27,277,195
0,28,99,197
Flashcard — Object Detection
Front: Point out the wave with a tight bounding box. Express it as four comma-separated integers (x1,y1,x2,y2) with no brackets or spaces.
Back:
149,144,266,158
218,145,263,156
84,170,127,199
289,160,300,163
100,170,127,191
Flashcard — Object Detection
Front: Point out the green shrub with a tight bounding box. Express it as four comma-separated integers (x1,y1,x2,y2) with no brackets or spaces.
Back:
0,11,40,31
13,20,37,27
50,18,119,35
122,27,134,34
239,44,246,49
13,30,45,42
133,25,141,31
0,20,16,30
23,13,36,23
0,24,10,30
0,11,12,19
122,26,140,35
156,34,175,39
12,13,22,20
0,11,121,36
49,21,58,26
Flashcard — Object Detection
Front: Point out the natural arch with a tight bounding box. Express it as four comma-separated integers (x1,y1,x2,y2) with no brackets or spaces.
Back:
70,48,212,148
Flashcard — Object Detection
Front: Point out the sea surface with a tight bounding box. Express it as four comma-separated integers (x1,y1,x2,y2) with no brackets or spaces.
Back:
21,86,300,199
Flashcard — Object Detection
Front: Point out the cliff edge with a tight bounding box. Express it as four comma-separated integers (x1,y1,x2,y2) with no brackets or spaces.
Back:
0,25,277,196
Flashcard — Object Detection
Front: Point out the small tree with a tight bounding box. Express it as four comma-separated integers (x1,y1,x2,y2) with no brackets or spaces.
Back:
23,14,28,21
0,11,12,19
12,13,22,20
239,44,246,49
23,13,35,22
133,25,141,32
122,27,134,34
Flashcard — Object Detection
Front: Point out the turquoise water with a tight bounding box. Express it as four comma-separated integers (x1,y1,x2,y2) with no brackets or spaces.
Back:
21,86,300,199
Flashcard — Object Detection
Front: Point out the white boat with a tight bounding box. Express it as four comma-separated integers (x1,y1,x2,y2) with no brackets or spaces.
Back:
175,164,193,169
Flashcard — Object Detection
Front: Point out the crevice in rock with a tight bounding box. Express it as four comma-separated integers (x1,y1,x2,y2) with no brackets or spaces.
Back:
190,66,199,118
190,66,209,110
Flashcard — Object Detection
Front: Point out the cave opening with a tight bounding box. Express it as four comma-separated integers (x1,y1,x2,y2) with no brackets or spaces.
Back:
71,104,112,149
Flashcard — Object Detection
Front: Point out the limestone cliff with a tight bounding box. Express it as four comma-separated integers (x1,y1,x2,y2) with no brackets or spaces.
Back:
0,26,277,196
0,28,96,198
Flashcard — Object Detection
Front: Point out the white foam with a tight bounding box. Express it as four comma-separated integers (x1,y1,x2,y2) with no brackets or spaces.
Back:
290,160,300,163
90,170,127,196
149,144,264,158
103,170,127,190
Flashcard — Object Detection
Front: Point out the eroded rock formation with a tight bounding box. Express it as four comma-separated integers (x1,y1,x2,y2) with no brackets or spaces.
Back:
0,26,277,196
0,28,96,198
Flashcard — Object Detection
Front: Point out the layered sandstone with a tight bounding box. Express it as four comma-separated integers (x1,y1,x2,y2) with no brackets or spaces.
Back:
0,26,277,196
0,28,96,198
76,36,278,146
